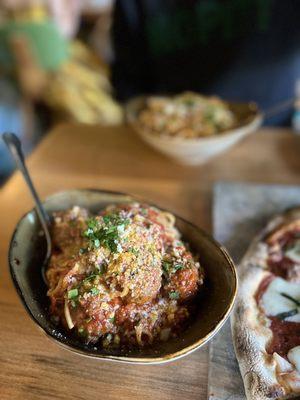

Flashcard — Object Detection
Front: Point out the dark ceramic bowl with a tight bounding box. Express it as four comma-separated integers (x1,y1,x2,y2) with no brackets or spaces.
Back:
8,189,237,364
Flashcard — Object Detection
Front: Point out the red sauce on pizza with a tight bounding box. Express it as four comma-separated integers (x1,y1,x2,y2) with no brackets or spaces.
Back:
267,257,296,280
267,230,300,279
255,275,274,304
256,228,300,360
256,276,300,359
267,318,300,358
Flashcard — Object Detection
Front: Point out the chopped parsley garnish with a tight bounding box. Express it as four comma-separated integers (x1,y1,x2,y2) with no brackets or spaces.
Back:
204,105,217,123
70,300,77,308
162,260,172,275
83,273,99,283
69,270,105,298
97,263,107,275
83,214,130,253
174,263,184,271
78,327,86,337
79,247,88,255
67,288,78,299
162,260,184,277
86,217,98,229
106,333,113,341
109,316,115,324
275,309,298,320
280,292,300,307
128,247,139,256
90,287,100,296
169,291,180,300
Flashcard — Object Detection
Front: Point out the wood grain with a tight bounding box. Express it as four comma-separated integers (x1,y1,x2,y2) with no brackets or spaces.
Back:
1,124,300,400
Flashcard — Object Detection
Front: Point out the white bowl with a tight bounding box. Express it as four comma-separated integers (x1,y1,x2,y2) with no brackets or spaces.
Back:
126,96,263,166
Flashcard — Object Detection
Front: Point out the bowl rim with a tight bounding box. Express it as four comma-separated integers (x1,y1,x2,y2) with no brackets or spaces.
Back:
126,95,263,144
8,188,238,364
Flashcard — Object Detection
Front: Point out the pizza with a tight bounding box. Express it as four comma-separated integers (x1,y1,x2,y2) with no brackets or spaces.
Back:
231,208,300,399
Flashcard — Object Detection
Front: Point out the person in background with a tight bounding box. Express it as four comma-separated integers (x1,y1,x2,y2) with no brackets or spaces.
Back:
0,0,122,182
0,0,75,182
0,0,81,38
111,0,300,125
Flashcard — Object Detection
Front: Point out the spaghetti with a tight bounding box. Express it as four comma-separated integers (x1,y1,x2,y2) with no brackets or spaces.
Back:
46,203,203,347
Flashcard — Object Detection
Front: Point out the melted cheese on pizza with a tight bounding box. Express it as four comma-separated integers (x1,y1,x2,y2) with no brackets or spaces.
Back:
285,239,300,263
288,346,300,372
260,277,300,319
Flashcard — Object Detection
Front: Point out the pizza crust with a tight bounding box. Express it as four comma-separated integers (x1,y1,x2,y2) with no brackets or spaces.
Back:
231,208,300,400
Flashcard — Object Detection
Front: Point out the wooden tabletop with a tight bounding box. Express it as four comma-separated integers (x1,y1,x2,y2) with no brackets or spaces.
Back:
1,124,300,400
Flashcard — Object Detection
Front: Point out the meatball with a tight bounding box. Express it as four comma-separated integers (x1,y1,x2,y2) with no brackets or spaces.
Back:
69,297,121,343
101,208,164,304
106,250,162,304
165,267,200,302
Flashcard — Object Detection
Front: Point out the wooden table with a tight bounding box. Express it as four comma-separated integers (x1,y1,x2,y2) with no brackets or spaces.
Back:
1,125,300,400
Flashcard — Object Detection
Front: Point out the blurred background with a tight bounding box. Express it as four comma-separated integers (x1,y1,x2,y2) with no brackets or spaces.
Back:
0,0,300,183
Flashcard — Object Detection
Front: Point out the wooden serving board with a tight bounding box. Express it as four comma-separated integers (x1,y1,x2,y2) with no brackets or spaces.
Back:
208,181,300,400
